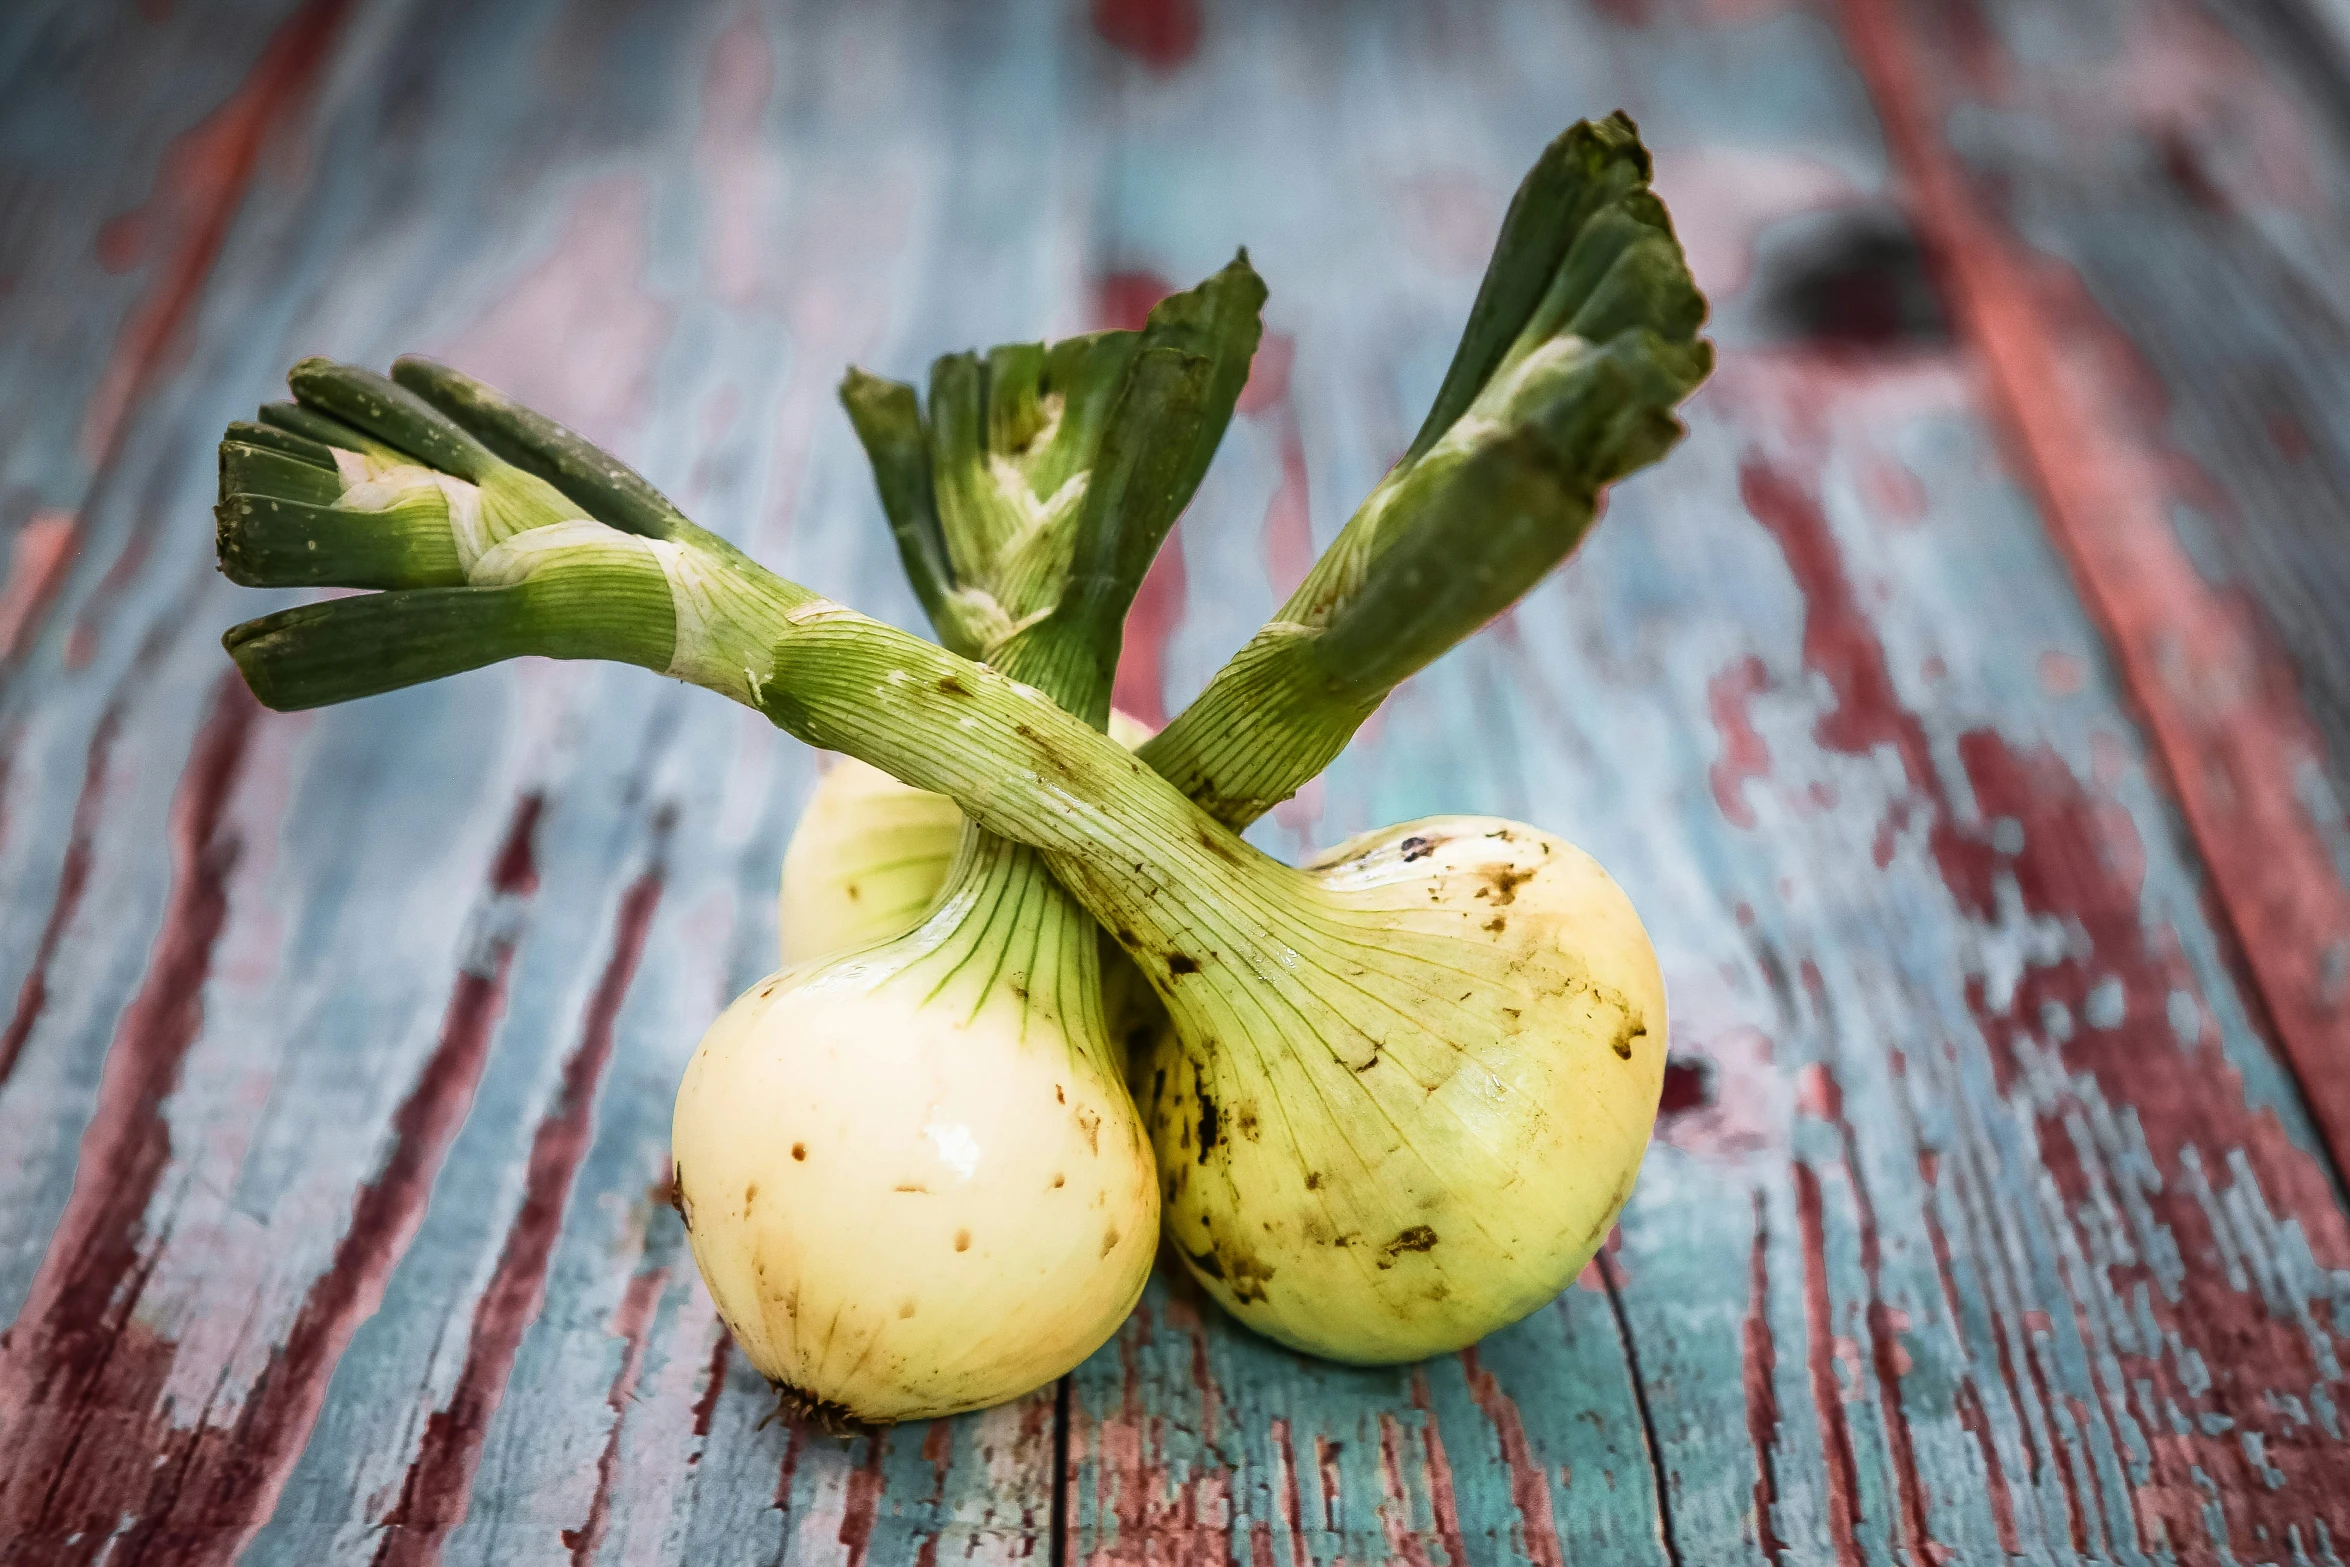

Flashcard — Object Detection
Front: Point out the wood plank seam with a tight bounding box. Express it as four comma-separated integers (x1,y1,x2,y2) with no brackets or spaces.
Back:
203,790,549,1561
1052,1373,1073,1567
1596,1251,1686,1566
0,670,257,1544
0,704,120,1087
369,846,668,1564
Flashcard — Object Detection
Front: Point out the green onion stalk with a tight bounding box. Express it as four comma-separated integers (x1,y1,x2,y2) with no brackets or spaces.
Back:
796,112,1704,974
800,113,1711,1345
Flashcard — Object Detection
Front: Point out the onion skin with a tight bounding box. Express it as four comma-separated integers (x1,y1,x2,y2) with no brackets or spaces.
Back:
674,941,1158,1424
777,781,1666,1367
778,760,965,965
1133,815,1666,1364
780,710,1157,965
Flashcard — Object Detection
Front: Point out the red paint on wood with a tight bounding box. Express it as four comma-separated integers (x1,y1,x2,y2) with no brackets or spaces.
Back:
1088,1306,1148,1554
1915,1159,2019,1555
1741,461,1937,804
907,1418,952,1567
1657,1058,1712,1117
80,0,352,465
1015,1390,1053,1546
1374,1413,1437,1567
2072,1394,2133,1557
1790,1162,1864,1565
1404,1369,1470,1567
2030,1333,2091,1558
1952,728,2350,1536
2266,412,2311,463
1707,655,1773,829
1089,0,1202,71
483,796,544,895
1268,1415,1308,1567
1161,1292,1221,1449
1745,454,1959,885
62,575,132,673
96,210,148,274
1949,1376,2016,1555
1236,330,1294,416
0,510,79,664
1094,270,1175,335
1837,0,2350,1201
768,1419,802,1514
1237,328,1314,605
1858,454,1927,527
696,13,778,310
1739,1192,1788,1560
2035,649,2085,696
564,1263,668,1566
1649,150,1857,304
372,865,664,1564
1313,1435,1341,1537
690,1333,731,1446
0,676,258,1550
1457,1347,1564,1567
0,707,118,1087
0,765,553,1566
1805,1066,1937,1559
1744,433,2350,1534
1657,1024,1783,1160
838,1433,891,1567
434,176,671,450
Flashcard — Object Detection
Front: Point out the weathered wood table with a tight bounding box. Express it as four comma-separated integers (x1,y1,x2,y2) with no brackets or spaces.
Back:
6,0,2350,1560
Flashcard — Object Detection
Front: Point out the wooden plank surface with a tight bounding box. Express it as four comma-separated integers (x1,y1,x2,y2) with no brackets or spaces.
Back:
1846,0,2350,1225
4,1,2350,1564
1067,4,2350,1562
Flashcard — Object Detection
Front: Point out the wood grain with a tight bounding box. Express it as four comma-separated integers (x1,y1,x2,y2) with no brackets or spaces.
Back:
4,0,2350,1563
1841,0,2350,1232
1,4,1075,1563
1070,1,2350,1561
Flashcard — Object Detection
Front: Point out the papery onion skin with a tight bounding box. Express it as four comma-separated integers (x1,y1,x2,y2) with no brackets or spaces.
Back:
674,950,1159,1424
1135,815,1666,1365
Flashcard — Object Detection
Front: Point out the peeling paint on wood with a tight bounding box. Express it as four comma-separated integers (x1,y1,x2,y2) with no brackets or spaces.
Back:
5,0,2350,1563
1839,0,2350,1227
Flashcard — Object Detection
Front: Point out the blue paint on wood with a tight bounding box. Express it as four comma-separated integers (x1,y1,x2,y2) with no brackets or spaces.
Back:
5,0,2350,1562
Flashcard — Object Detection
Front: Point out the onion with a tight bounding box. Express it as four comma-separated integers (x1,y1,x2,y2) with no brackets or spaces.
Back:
213,112,1713,1383
1130,815,1662,1358
225,530,1665,1361
774,115,1705,1353
676,832,1158,1423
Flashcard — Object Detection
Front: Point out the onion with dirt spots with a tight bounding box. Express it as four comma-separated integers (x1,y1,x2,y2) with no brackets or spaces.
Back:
211,112,1710,1389
675,830,1161,1423
1125,813,1665,1360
